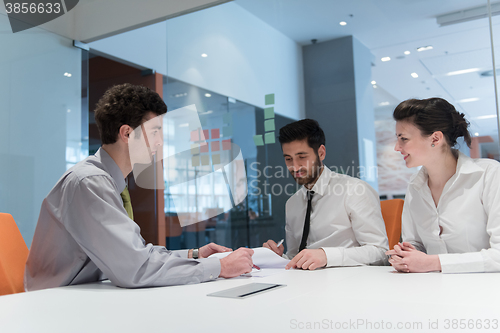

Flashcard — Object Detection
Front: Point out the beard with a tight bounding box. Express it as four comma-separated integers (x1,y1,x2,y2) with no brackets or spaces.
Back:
291,155,322,187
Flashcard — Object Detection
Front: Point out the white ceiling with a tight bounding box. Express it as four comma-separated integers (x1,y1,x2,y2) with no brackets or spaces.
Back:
235,0,500,147
0,0,232,42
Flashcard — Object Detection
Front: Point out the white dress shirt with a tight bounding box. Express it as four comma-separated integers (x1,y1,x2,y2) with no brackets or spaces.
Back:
284,166,389,267
402,151,500,273
25,148,220,291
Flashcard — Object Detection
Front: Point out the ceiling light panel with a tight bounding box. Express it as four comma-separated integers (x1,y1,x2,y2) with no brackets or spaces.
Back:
417,45,433,52
446,68,481,76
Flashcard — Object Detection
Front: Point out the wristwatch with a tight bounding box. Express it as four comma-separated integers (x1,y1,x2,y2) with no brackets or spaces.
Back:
192,248,199,259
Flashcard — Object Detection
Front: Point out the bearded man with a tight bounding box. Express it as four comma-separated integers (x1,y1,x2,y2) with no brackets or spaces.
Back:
263,119,388,270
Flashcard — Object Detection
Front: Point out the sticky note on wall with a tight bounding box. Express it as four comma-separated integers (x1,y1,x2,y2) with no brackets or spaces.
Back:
264,119,275,132
192,155,200,167
265,132,275,144
253,135,264,146
201,155,210,166
264,107,274,119
265,94,275,105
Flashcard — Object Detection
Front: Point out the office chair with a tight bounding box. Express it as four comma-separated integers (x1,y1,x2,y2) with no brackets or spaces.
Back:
380,199,404,250
0,213,29,296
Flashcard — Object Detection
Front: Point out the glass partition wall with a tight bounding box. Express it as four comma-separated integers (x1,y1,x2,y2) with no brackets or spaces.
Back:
373,0,500,199
4,0,499,250
0,14,84,247
162,77,293,250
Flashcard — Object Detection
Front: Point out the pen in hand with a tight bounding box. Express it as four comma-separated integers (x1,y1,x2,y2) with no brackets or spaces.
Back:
276,239,284,248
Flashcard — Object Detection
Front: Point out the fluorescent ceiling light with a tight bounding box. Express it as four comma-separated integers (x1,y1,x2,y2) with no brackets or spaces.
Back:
436,3,500,27
379,102,390,106
64,72,72,77
172,92,187,98
417,45,433,52
372,85,378,88
404,51,411,55
205,93,212,97
446,68,481,76
371,81,377,85
458,97,479,103
411,72,419,78
473,114,497,120
179,123,189,128
339,21,347,26
381,57,391,62
201,53,208,57
475,132,479,136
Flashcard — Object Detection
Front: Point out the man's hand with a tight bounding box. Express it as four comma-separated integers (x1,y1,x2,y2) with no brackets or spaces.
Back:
386,242,441,273
219,248,254,278
285,249,327,270
198,243,232,259
263,239,284,256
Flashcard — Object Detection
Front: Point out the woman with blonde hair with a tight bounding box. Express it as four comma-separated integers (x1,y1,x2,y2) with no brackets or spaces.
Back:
386,97,500,273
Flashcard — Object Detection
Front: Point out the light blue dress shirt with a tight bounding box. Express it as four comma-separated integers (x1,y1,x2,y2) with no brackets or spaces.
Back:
25,148,220,291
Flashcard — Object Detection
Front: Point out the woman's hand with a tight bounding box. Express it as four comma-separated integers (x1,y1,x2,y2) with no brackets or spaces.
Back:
386,242,441,273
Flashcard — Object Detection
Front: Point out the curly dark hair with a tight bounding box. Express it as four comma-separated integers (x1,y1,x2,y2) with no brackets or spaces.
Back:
94,84,167,144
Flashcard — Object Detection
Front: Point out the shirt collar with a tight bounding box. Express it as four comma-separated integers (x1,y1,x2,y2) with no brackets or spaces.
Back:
300,165,332,198
409,150,483,191
95,147,127,194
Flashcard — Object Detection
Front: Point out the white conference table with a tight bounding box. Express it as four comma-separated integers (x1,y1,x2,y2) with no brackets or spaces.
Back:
1,266,499,333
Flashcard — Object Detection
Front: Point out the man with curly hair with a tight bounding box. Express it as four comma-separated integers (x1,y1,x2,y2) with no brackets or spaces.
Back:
25,84,253,291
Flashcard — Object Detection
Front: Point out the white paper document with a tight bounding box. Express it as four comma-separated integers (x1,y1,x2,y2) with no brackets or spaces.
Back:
209,247,290,269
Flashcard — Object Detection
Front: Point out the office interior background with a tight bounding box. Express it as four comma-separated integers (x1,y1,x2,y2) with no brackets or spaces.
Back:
1,0,499,252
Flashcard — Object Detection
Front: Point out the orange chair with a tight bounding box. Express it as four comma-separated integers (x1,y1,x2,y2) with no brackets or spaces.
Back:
0,213,29,296
380,199,404,249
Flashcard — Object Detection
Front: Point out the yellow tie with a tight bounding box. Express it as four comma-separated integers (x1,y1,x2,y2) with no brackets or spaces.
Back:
120,186,134,221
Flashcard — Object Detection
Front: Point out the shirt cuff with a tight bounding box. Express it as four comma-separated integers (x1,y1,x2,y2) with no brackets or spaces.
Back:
321,247,343,267
174,249,189,258
200,256,221,281
438,253,485,273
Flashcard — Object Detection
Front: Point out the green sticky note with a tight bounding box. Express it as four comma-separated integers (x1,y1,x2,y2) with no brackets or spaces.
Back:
212,154,221,165
190,144,200,155
201,155,210,166
265,132,275,144
223,125,233,137
223,113,232,124
192,155,200,167
253,135,264,146
264,119,275,132
265,93,275,105
264,107,274,119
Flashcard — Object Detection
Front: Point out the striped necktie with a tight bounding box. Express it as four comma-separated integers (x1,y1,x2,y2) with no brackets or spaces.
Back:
120,186,134,221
